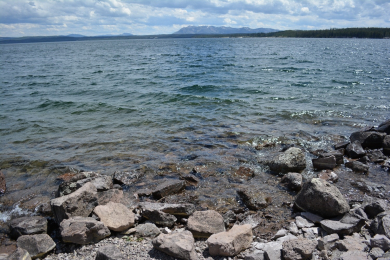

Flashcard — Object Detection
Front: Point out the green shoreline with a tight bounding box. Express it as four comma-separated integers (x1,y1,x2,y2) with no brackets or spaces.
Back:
1,27,389,44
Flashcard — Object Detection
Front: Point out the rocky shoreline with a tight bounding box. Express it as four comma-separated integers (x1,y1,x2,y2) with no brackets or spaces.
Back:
1,119,390,260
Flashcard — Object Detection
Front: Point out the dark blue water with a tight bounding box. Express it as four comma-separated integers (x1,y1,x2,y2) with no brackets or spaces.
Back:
0,38,389,218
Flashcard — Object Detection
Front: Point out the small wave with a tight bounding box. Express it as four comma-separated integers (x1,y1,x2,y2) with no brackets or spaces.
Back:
179,84,221,94
37,100,75,109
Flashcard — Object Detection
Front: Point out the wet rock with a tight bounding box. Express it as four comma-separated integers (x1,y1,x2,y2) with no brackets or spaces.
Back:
263,241,283,260
345,161,369,173
8,216,48,240
93,202,135,232
282,238,317,260
346,141,366,159
113,170,144,185
288,222,299,235
237,188,270,210
318,170,339,183
234,166,255,181
295,216,315,228
312,156,337,170
187,210,225,238
96,244,125,260
377,120,390,134
320,151,344,165
17,234,56,259
350,179,387,196
368,150,387,163
152,230,197,260
321,219,365,236
90,175,113,191
281,172,302,191
294,178,350,218
7,248,31,260
179,173,200,186
152,179,185,199
0,170,6,194
60,216,110,245
335,141,350,150
384,135,390,155
266,147,307,174
132,223,161,238
371,212,390,238
350,131,386,149
318,233,339,251
207,224,253,257
336,234,368,251
51,182,98,224
370,234,390,252
142,209,177,227
97,189,124,205
362,195,388,218
239,213,263,229
138,202,196,217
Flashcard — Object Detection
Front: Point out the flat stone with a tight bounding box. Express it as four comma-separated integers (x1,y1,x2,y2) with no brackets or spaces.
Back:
152,230,197,260
312,156,337,170
336,234,368,252
335,141,350,150
93,202,135,232
17,234,56,259
60,216,110,245
295,216,315,228
8,216,48,239
207,224,253,257
282,238,317,260
345,161,369,173
302,227,319,239
370,234,390,252
142,209,177,227
272,229,288,240
95,244,125,260
187,210,225,238
281,172,302,191
287,222,299,235
7,248,31,260
244,250,265,260
276,234,298,243
133,223,161,238
138,202,195,217
266,147,307,174
320,219,365,236
320,151,344,165
237,188,270,210
301,212,323,224
318,233,339,251
152,179,185,199
263,241,283,260
90,175,113,191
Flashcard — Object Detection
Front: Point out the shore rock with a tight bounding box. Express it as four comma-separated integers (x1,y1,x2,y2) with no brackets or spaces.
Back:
263,241,283,260
56,171,99,197
345,161,369,173
350,131,386,149
0,170,6,194
237,188,270,210
377,119,390,134
60,217,110,244
113,170,144,185
370,234,390,252
318,170,338,183
51,182,98,224
187,210,225,238
152,179,185,199
207,224,253,256
95,244,125,260
383,135,390,155
362,195,388,218
318,233,339,251
97,189,124,205
320,151,344,165
320,219,365,236
281,172,302,191
142,209,177,227
346,141,366,159
266,147,306,173
17,234,56,259
152,230,197,260
282,238,317,260
8,216,48,239
138,202,195,217
93,202,135,232
131,223,161,238
336,234,368,252
312,156,337,170
294,178,350,218
7,248,31,260
371,212,390,239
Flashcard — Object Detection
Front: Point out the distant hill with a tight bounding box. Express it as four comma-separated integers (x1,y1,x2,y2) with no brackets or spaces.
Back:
174,26,278,34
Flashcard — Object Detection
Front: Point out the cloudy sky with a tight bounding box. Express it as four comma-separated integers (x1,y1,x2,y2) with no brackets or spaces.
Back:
0,0,389,37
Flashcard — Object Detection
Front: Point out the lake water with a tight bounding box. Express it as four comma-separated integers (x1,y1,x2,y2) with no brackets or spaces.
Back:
0,38,389,222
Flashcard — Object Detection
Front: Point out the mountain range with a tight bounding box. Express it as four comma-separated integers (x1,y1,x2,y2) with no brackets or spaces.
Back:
174,26,278,34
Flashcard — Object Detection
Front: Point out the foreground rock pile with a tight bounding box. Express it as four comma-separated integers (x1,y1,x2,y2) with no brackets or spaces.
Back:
2,119,390,260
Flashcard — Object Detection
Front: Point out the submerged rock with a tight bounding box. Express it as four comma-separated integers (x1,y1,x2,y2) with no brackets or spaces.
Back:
266,147,307,174
345,161,369,174
294,178,350,218
281,172,303,191
236,188,270,210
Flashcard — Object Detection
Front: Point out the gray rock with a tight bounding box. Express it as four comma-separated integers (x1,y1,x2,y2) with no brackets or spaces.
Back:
60,217,110,245
17,234,56,259
377,120,390,134
301,212,323,224
370,234,390,252
142,209,177,227
282,238,317,260
179,173,200,186
7,248,31,260
335,141,350,150
295,216,315,228
287,222,299,235
0,170,6,194
56,171,99,197
346,141,366,159
350,179,388,196
281,172,303,191
266,147,307,174
95,244,125,260
237,188,270,210
362,195,388,218
263,241,283,260
294,178,350,218
207,224,253,257
97,189,124,205
113,170,144,185
312,156,337,170
272,229,288,240
350,131,386,149
187,210,225,238
378,252,390,260
51,182,98,224
371,212,390,239
383,135,390,155
133,223,161,237
345,161,369,173
93,202,135,232
340,207,368,225
302,227,319,239
336,234,368,252
370,247,385,260
223,210,236,224
138,202,195,217
320,151,344,165
318,233,339,251
276,234,298,243
152,179,185,199
368,150,387,163
320,219,365,236
152,230,197,260
318,170,339,183
245,250,265,260
339,250,370,260
8,216,48,240
90,176,113,191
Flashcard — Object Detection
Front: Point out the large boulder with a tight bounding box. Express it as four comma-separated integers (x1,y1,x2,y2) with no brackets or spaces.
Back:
266,147,306,173
93,202,135,232
152,179,186,199
282,238,317,260
187,210,225,238
50,182,98,224
0,170,6,194
60,217,110,244
152,231,197,260
294,178,350,218
350,131,386,149
8,216,48,239
207,224,253,256
236,188,270,210
17,234,56,259
138,202,195,217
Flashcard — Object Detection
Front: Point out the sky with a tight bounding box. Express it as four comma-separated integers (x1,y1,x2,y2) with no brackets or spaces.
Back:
0,0,389,37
